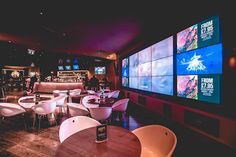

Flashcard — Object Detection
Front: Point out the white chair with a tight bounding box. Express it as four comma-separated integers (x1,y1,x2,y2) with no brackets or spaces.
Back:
53,90,68,97
67,103,90,117
59,116,101,143
132,125,177,157
54,95,67,114
112,98,129,121
0,103,26,127
89,107,112,123
108,90,120,98
31,100,57,133
81,95,100,108
87,90,95,95
0,103,26,117
70,89,81,97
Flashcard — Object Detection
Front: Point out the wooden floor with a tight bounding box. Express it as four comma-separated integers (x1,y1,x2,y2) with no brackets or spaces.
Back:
0,90,235,157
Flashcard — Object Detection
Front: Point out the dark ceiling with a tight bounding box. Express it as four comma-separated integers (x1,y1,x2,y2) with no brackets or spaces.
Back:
0,1,231,59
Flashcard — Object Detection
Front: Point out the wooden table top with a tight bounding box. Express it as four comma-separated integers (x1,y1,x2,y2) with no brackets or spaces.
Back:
55,125,141,157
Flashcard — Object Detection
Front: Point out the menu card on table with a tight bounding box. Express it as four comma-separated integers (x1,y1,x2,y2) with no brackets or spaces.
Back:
96,124,108,143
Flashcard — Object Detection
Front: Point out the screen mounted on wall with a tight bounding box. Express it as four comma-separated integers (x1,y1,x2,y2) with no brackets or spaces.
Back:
65,65,71,70
73,64,79,70
95,67,106,74
58,66,64,71
121,36,173,95
176,16,222,104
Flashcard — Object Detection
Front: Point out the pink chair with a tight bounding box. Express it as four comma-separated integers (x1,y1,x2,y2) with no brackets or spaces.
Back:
132,125,177,157
59,116,101,143
89,107,112,123
31,100,57,133
112,98,129,121
87,90,95,95
0,103,26,117
67,103,90,117
0,103,26,127
70,89,81,97
108,90,120,98
54,95,67,114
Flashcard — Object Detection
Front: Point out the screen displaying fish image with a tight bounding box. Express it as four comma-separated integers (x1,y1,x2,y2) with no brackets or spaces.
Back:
121,36,173,95
176,16,222,104
122,58,129,87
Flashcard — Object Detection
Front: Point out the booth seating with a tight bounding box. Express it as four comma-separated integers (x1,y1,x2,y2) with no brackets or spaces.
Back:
33,82,83,94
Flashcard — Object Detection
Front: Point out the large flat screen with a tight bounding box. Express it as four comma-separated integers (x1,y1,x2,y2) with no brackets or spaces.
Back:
73,64,79,70
58,66,64,71
177,43,222,75
176,16,221,104
65,65,71,70
95,66,106,74
177,16,220,54
121,36,173,95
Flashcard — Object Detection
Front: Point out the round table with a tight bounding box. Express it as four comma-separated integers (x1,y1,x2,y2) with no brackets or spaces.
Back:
18,95,53,109
55,125,141,157
87,98,116,107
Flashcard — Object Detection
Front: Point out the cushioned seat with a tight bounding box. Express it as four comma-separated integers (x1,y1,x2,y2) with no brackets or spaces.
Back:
132,125,177,157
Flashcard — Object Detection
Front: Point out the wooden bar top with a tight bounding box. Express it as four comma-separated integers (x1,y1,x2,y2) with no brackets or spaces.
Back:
55,125,141,157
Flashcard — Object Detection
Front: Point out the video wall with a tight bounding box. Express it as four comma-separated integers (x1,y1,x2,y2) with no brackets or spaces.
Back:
122,16,222,104
177,16,221,104
122,36,174,95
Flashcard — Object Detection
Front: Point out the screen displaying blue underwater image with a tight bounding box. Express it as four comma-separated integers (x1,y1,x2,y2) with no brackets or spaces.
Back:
139,47,152,64
122,68,129,77
73,64,79,70
124,36,173,95
65,65,71,70
129,77,139,89
139,77,152,91
58,66,64,71
129,53,139,77
152,76,173,95
152,56,173,76
177,43,222,75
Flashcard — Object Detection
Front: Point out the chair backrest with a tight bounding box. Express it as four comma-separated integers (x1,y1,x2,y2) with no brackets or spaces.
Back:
70,89,81,97
32,100,57,115
54,95,67,107
0,103,26,117
81,95,99,108
53,90,68,97
108,90,120,98
112,98,129,112
67,103,89,117
89,107,112,121
87,90,95,95
59,116,101,143
132,125,177,157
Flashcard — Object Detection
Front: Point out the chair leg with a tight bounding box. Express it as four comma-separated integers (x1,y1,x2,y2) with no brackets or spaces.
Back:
53,113,58,127
38,115,41,134
22,113,27,131
32,113,36,130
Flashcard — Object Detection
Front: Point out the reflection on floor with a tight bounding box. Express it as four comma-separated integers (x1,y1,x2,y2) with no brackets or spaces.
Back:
0,90,235,157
